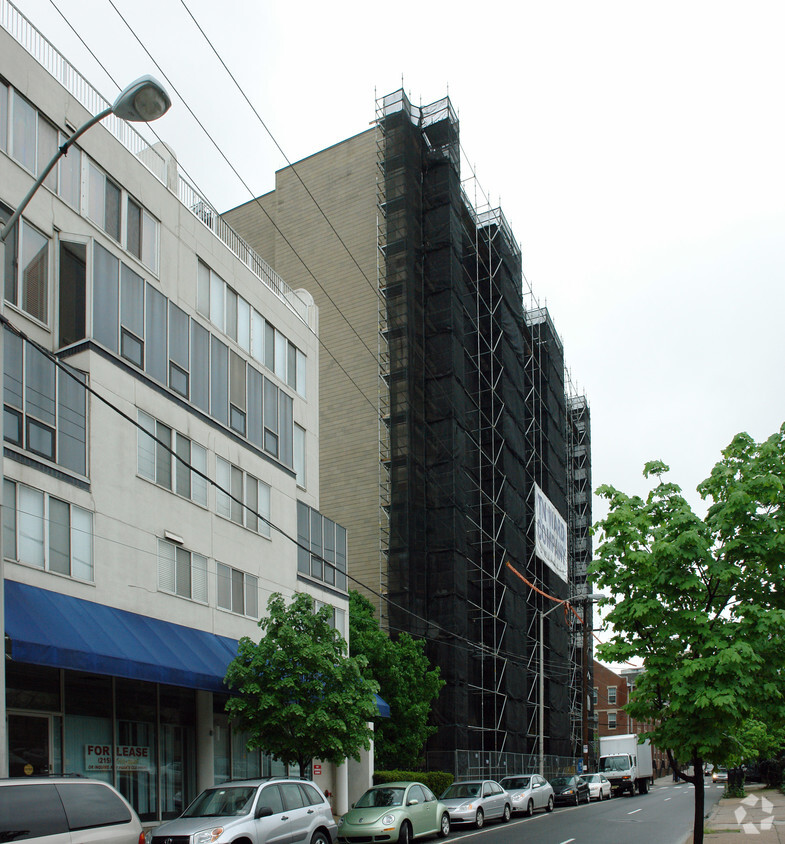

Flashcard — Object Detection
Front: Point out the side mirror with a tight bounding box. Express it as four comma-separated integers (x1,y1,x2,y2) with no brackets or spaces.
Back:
256,806,274,819
408,799,419,806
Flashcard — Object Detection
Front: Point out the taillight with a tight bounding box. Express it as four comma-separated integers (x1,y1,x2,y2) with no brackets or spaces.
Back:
138,833,146,844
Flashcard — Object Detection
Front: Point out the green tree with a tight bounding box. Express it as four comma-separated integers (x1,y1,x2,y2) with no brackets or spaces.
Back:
224,591,379,776
590,425,785,844
349,590,444,770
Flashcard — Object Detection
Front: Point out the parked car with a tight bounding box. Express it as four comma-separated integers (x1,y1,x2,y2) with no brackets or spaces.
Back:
582,773,612,801
549,775,591,806
712,767,729,783
440,779,512,827
498,774,554,815
148,778,336,844
0,776,144,844
338,781,450,844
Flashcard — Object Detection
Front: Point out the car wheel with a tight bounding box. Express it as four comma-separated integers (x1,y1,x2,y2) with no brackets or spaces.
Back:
502,804,511,823
399,821,412,844
584,790,591,804
475,808,484,829
526,799,534,817
311,832,329,844
545,795,554,813
438,812,450,838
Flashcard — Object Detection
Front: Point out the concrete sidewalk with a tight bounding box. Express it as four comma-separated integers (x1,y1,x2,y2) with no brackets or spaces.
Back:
702,783,785,842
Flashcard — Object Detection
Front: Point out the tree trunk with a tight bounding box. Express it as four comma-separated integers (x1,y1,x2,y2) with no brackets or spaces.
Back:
692,758,705,844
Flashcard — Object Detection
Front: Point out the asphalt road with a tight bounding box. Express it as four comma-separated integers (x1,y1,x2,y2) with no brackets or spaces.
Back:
446,780,726,844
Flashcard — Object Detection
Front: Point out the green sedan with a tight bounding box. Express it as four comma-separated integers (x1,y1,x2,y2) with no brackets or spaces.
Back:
338,782,451,844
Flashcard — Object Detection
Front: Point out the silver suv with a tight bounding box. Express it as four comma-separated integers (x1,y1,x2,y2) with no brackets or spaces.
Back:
0,777,143,844
148,778,336,844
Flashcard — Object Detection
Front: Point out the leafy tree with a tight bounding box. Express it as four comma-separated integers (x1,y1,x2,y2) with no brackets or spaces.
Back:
224,591,379,776
590,425,785,844
349,590,444,770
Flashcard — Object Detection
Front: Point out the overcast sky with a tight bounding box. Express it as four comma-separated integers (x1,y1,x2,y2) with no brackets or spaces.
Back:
10,0,785,533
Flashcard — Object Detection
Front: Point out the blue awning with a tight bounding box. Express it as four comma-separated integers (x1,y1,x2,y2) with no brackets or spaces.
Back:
5,580,390,715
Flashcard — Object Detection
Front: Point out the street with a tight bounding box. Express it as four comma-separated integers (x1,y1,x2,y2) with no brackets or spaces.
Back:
446,780,726,844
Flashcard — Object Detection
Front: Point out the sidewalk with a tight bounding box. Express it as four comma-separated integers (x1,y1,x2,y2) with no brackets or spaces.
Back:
702,783,785,842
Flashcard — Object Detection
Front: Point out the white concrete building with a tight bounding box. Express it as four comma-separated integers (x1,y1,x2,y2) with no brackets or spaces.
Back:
0,0,370,823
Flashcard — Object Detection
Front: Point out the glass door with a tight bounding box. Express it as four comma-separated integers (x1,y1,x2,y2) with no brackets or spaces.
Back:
8,713,51,776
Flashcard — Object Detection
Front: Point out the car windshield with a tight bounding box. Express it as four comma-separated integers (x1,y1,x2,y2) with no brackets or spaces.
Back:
549,777,572,787
182,786,256,817
600,756,630,772
500,777,530,790
442,783,481,799
355,787,405,808
584,775,599,783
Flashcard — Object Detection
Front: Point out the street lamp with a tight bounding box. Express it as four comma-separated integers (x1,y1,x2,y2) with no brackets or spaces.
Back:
0,74,170,777
1,75,171,243
538,592,605,777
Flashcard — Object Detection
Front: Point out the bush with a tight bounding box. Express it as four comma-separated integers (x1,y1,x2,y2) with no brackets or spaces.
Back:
374,770,454,797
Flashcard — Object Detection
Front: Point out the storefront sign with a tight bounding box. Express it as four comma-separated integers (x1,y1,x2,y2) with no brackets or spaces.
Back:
313,764,322,775
85,744,152,772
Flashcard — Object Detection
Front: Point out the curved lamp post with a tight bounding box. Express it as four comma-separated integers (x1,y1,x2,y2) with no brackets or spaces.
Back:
1,75,171,242
0,74,170,778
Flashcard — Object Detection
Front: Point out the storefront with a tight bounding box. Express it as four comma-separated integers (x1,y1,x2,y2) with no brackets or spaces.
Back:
5,582,305,821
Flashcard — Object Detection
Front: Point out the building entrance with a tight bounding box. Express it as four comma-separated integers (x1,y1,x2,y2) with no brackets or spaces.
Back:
9,713,51,776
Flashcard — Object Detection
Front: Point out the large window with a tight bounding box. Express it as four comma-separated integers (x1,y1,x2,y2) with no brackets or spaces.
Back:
137,411,208,507
158,539,207,603
4,479,93,580
215,457,270,538
0,203,49,324
608,686,617,705
296,502,347,590
217,563,258,618
4,332,87,474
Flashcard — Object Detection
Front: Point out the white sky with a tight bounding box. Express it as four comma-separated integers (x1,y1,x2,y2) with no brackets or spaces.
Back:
9,0,785,529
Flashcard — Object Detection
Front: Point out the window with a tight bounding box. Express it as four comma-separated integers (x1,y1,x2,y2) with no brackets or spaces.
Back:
4,479,93,580
120,264,144,367
158,539,207,603
593,687,598,707
314,600,346,638
137,410,207,506
608,686,617,705
11,89,36,172
126,197,159,273
3,333,87,473
297,502,347,590
608,711,617,730
58,241,87,348
217,562,258,618
87,161,121,241
168,302,190,398
0,81,7,153
216,457,270,537
229,352,246,435
1,205,49,324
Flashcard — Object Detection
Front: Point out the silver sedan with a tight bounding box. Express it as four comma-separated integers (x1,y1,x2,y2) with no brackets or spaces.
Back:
499,774,554,815
439,780,512,828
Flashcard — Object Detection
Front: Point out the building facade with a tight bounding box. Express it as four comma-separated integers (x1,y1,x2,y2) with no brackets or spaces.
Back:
0,0,364,821
226,90,594,770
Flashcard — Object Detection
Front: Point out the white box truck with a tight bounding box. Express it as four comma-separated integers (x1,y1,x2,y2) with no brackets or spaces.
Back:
598,734,654,796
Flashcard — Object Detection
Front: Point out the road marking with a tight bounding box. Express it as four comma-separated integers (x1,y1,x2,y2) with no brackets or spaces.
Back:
628,808,643,815
559,839,576,843
664,797,672,802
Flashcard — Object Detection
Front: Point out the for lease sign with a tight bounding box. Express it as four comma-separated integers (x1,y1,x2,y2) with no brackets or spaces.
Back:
85,745,152,772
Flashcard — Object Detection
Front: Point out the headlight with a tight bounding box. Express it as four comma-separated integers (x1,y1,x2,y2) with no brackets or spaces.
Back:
460,803,474,810
194,829,224,844
564,790,574,795
382,814,395,826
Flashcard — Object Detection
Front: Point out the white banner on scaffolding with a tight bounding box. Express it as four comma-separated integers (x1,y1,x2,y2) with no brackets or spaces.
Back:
534,483,568,582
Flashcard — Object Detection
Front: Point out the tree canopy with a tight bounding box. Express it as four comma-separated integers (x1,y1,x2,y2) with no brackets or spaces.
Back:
349,590,444,770
590,425,785,843
224,591,379,776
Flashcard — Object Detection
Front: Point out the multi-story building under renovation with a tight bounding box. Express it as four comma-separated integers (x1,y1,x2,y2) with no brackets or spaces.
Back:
226,90,594,771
